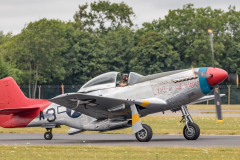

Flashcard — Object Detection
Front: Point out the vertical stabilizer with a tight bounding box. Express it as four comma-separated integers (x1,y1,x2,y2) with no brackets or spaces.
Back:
0,77,29,110
0,77,51,127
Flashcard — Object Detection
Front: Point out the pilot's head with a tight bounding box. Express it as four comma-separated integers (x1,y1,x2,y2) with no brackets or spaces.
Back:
122,74,129,81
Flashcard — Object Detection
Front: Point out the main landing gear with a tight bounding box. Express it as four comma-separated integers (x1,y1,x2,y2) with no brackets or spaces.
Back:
180,105,200,140
135,124,153,142
44,128,53,140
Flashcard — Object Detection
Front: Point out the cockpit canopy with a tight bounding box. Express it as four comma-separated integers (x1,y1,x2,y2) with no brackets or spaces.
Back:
78,71,145,92
78,72,120,92
78,69,192,93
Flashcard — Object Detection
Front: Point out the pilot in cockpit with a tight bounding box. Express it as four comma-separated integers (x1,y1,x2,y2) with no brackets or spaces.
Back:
118,74,129,87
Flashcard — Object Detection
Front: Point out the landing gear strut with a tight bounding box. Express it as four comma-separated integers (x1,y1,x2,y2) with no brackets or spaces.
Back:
44,128,53,140
135,124,153,142
180,105,200,140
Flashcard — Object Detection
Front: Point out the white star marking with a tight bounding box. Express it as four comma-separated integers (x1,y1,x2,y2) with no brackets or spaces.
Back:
71,110,74,116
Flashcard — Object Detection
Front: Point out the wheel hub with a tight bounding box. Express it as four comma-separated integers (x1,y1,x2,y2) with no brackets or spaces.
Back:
137,128,147,139
185,126,195,137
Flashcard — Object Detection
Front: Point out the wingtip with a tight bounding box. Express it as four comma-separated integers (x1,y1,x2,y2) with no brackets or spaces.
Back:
49,93,72,101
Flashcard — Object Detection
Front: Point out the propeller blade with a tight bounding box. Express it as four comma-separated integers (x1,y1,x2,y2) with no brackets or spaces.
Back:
214,85,223,123
228,73,239,87
208,29,215,68
208,30,223,123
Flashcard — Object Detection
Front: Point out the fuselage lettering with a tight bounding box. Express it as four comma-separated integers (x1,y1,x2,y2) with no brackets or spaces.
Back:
39,111,45,120
157,81,200,94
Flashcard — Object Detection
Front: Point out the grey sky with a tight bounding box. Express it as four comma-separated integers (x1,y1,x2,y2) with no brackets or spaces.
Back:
1,0,240,35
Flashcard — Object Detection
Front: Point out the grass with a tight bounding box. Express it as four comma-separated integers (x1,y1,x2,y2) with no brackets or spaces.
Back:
1,116,240,135
0,145,240,160
188,104,240,110
201,111,240,114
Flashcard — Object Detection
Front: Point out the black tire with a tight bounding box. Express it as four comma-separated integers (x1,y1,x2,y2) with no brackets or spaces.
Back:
44,132,53,140
183,123,200,140
135,124,153,142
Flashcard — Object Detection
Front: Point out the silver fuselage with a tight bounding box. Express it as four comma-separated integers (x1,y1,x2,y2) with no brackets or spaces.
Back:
27,69,210,133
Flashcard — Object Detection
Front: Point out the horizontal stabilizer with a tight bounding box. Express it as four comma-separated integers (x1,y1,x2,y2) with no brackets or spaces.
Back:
0,107,39,115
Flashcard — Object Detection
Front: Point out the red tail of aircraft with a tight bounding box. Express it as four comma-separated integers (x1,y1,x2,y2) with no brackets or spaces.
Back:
0,77,51,128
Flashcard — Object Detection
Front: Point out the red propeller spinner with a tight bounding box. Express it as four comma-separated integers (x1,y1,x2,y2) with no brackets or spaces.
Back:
206,67,228,87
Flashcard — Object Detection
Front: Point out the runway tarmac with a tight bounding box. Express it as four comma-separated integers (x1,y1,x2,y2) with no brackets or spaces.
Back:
1,134,240,147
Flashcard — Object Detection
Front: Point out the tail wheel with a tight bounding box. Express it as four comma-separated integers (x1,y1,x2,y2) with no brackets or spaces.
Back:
135,124,153,142
183,123,200,140
44,132,53,140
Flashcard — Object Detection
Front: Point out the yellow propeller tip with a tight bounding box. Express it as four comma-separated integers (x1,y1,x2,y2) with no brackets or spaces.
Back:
237,74,238,87
217,120,223,123
208,29,213,33
191,66,195,78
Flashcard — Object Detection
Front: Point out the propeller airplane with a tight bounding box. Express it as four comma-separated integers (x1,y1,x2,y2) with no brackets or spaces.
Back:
0,30,238,142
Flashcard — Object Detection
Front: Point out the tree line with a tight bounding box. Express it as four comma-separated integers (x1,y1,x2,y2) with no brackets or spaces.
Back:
0,2,240,98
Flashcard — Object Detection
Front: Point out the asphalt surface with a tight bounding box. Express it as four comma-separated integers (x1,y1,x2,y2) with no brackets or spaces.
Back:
150,109,240,117
0,134,240,147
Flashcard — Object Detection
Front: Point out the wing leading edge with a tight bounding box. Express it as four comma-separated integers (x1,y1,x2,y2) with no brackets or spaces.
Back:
189,94,225,104
49,93,166,119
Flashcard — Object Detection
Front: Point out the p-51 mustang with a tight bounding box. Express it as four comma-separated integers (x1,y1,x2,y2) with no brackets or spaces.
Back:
0,30,235,142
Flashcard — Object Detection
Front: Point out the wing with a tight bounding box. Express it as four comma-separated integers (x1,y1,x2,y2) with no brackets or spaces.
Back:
189,94,225,104
49,93,151,119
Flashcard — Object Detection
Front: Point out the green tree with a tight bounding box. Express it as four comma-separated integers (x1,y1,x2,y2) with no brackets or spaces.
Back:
0,31,3,45
73,1,135,33
0,54,22,83
139,4,228,69
0,31,22,83
220,6,240,75
129,31,182,75
61,27,106,85
102,26,135,73
5,19,69,98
